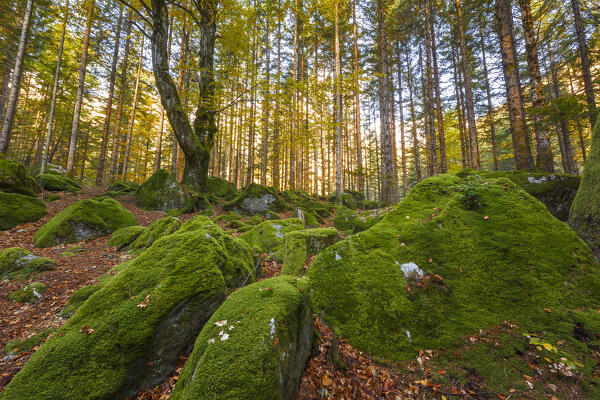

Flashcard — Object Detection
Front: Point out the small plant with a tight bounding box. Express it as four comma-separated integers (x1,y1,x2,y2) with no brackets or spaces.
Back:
523,333,583,377
456,181,484,210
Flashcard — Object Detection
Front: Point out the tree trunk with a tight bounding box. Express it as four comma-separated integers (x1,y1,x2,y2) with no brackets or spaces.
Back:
430,7,446,173
273,0,282,189
122,34,144,181
571,0,597,129
95,4,122,184
396,44,408,197
405,47,422,182
424,2,437,176
495,0,533,171
41,0,68,174
261,8,271,186
478,17,499,171
352,0,363,193
66,0,95,174
518,0,554,172
150,0,218,191
0,0,34,155
334,1,343,204
455,0,479,169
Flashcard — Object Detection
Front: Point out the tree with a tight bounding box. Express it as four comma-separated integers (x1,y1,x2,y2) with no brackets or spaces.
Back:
0,0,34,155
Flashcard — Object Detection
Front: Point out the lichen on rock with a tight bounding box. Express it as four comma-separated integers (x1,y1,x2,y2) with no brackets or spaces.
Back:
3,220,255,400
34,197,136,248
171,276,312,400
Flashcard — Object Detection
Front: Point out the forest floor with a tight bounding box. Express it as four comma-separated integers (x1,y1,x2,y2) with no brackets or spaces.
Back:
0,188,579,399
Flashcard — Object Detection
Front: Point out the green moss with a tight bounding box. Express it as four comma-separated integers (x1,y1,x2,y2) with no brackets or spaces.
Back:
457,169,580,220
108,181,139,193
34,197,137,248
352,209,388,233
329,192,359,209
9,282,47,303
3,223,255,400
264,210,281,220
333,210,356,232
0,192,46,230
303,211,320,228
136,169,188,211
37,174,82,192
108,226,147,251
227,220,248,229
239,218,304,253
0,247,56,279
0,159,41,197
59,245,84,258
206,176,237,199
128,217,181,253
213,212,241,223
570,118,600,257
4,330,53,356
308,174,600,370
171,276,312,400
224,183,292,215
281,228,341,276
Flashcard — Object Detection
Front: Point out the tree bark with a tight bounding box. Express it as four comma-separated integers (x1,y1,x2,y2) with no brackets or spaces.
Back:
0,0,34,155
66,0,95,174
571,0,597,129
405,47,422,182
430,6,446,173
518,0,554,172
273,0,282,189
396,44,408,197
95,4,122,184
478,17,499,171
334,1,343,204
495,0,533,171
41,0,68,174
122,34,144,181
352,0,363,193
424,2,437,176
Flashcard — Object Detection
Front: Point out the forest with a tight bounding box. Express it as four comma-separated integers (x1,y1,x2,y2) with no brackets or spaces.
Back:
0,0,599,398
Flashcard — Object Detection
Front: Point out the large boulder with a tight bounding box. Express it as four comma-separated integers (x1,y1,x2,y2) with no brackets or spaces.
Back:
281,228,341,276
206,176,237,199
570,119,600,258
108,226,147,251
0,247,56,279
308,174,600,366
37,173,82,192
457,169,580,221
3,218,255,400
0,192,46,230
136,169,188,211
0,159,41,197
239,218,304,253
171,276,312,400
34,197,137,248
224,183,291,215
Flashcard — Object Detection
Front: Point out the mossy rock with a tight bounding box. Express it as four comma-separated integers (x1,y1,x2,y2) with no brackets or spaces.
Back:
456,169,580,221
37,173,82,192
59,245,85,258
0,159,41,197
224,183,292,215
363,200,384,210
3,219,255,400
34,197,137,248
308,174,600,369
4,330,53,357
239,218,304,253
281,228,341,276
303,211,320,228
264,210,281,220
136,169,188,211
296,199,331,219
108,226,148,251
206,176,237,199
329,192,358,209
333,211,356,232
128,217,182,252
213,212,241,224
352,209,388,233
0,247,56,279
108,181,139,193
44,194,61,203
9,282,47,303
0,192,46,230
171,276,312,400
570,118,600,258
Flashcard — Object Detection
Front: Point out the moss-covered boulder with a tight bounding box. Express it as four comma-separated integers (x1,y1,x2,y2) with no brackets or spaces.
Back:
3,219,255,400
281,228,341,276
239,218,304,253
37,173,82,192
308,174,600,366
333,207,356,232
0,192,46,230
224,183,291,215
4,330,52,357
136,169,188,211
570,119,600,258
108,181,139,193
206,176,237,199
128,217,182,252
329,191,360,209
108,226,148,251
457,169,580,221
34,197,137,248
9,282,47,303
171,276,312,400
0,247,56,279
0,159,41,197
